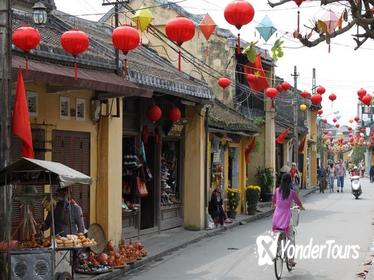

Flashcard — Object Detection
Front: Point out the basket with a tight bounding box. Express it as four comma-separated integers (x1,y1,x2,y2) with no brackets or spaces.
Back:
291,208,300,227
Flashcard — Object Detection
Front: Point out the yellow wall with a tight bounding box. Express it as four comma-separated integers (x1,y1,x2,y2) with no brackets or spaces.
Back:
25,81,98,224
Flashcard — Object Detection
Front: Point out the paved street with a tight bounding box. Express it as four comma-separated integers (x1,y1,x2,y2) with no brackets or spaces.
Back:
124,178,374,280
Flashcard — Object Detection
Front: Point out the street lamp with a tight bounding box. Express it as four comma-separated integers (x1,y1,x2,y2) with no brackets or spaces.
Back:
32,2,48,25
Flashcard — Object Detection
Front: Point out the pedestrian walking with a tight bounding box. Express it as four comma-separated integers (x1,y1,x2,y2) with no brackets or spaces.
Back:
327,163,335,192
290,162,300,192
370,166,374,183
317,165,327,193
335,160,346,193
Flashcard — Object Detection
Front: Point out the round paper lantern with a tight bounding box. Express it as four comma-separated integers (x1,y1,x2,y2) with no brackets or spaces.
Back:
299,104,307,111
348,127,352,131
276,84,284,92
265,87,278,98
362,95,372,106
147,105,162,122
300,91,310,99
224,0,255,30
323,131,329,135
112,26,140,78
165,17,195,71
218,78,231,89
246,74,256,82
335,123,340,128
322,119,327,123
168,107,181,123
61,30,89,80
316,86,326,95
12,26,41,72
354,116,360,122
317,109,323,115
329,93,336,101
281,81,291,91
357,88,367,98
310,94,322,105
360,128,365,133
332,117,337,123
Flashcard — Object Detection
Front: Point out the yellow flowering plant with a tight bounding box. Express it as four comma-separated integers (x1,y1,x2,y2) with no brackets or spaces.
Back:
245,185,261,210
227,188,240,211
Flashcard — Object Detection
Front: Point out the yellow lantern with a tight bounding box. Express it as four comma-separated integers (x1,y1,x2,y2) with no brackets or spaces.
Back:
299,104,307,111
132,6,154,32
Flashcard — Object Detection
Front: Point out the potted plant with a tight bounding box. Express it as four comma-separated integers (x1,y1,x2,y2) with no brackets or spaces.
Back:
226,188,240,219
256,167,275,202
245,185,261,215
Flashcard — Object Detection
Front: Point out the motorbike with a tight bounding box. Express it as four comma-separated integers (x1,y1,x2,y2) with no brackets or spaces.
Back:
350,175,362,199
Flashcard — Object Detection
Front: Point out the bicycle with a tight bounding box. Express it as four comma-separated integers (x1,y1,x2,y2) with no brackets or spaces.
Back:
274,206,301,280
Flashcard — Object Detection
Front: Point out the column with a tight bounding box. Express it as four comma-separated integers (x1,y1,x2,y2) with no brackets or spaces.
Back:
264,98,276,182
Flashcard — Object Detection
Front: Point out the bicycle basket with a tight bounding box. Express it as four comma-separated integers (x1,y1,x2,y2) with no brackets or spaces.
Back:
291,208,300,227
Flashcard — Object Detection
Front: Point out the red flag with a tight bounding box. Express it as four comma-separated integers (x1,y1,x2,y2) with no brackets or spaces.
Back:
244,54,269,92
12,68,34,158
298,136,306,153
276,128,289,145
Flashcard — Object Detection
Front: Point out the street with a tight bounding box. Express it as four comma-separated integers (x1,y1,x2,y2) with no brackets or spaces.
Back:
124,178,374,280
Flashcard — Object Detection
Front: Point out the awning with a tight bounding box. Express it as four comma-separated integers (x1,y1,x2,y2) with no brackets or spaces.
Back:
0,157,91,187
12,56,152,98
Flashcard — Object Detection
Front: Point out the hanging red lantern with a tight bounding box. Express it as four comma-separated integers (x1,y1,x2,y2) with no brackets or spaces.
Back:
310,94,322,105
300,91,310,99
335,123,340,128
165,16,195,71
316,86,326,95
357,88,367,98
112,26,140,79
12,26,40,73
354,116,360,122
281,81,291,91
329,93,336,101
332,117,337,123
265,87,279,98
218,78,231,89
323,131,329,135
294,0,304,6
322,119,327,123
147,105,162,122
362,94,372,106
168,107,181,123
276,84,284,92
61,30,89,80
224,0,255,53
317,109,323,115
348,127,352,131
199,13,216,41
360,128,365,133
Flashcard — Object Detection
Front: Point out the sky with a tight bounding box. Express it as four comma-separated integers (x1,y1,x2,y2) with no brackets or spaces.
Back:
53,0,374,127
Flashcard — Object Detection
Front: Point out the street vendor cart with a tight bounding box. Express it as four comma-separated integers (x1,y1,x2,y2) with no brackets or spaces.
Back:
0,157,92,280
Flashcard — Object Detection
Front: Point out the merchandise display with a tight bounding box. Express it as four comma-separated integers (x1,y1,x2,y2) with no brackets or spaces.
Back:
56,233,96,248
161,142,180,207
76,252,112,274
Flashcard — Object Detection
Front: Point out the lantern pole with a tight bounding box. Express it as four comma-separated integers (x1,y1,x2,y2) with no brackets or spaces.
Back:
292,65,299,169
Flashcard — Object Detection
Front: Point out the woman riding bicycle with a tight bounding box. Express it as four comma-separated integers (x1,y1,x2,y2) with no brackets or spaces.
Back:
272,173,305,266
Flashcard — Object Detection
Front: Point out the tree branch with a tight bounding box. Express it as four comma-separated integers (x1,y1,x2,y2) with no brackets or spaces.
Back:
267,0,292,8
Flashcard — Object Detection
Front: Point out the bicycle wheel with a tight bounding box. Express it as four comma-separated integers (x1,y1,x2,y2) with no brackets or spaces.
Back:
274,234,284,280
286,230,296,272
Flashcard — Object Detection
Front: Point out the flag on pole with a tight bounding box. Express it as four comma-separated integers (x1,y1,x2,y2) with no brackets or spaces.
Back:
244,54,269,92
276,128,289,145
12,67,34,158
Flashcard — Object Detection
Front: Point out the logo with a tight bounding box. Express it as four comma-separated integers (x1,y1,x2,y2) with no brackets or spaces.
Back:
256,231,360,266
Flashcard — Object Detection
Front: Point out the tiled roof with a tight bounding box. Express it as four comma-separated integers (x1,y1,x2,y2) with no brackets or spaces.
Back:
208,99,260,134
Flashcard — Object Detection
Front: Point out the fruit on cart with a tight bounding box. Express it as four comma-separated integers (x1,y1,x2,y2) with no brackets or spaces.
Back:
96,253,108,265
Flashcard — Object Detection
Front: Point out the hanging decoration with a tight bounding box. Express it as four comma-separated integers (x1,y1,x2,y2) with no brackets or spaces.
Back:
332,117,337,123
256,15,277,42
12,26,40,74
165,16,195,72
317,109,323,115
271,39,284,61
60,30,89,80
357,88,367,99
281,81,291,91
265,87,279,98
112,26,140,79
276,84,284,93
362,94,372,106
168,107,181,123
329,93,337,101
354,116,360,122
199,14,216,58
132,6,154,32
310,94,322,105
298,136,306,153
348,127,352,131
299,104,307,111
301,91,310,99
316,86,326,95
322,119,327,123
335,123,340,128
245,137,256,164
224,0,255,53
276,128,290,144
218,77,231,89
293,0,304,36
244,54,269,92
146,105,162,123
317,10,339,52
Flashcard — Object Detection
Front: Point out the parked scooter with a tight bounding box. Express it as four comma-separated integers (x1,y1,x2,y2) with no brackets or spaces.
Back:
350,176,362,199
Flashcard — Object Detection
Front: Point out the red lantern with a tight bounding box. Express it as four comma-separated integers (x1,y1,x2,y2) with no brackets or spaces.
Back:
316,86,326,95
348,127,352,131
276,84,284,92
322,119,327,123
168,107,181,123
165,17,195,71
329,93,336,101
335,123,340,128
12,26,40,73
224,0,255,52
112,26,140,79
294,0,304,6
357,88,367,98
147,105,162,123
310,94,322,105
199,14,216,41
281,81,291,91
362,95,372,106
218,78,231,89
61,30,89,80
265,87,278,98
317,109,323,115
323,131,329,135
360,128,365,133
332,117,337,123
354,116,360,122
300,91,310,99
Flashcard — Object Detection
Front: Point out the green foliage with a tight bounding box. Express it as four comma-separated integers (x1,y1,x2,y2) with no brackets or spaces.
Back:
242,41,258,63
256,167,274,194
245,186,260,208
351,145,366,165
227,188,240,211
254,116,265,127
271,39,284,61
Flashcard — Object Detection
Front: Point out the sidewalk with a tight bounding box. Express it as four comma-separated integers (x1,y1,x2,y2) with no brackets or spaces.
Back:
78,186,317,280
